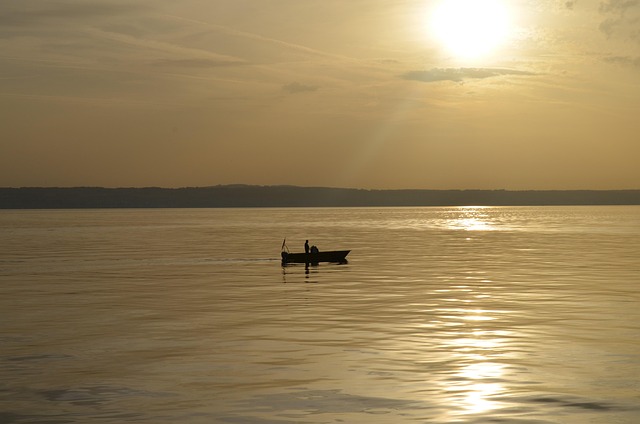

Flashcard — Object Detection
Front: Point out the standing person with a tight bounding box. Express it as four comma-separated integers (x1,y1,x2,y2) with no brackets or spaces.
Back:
304,240,310,254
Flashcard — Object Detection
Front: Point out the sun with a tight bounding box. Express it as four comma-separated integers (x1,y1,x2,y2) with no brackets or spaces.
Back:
430,0,512,61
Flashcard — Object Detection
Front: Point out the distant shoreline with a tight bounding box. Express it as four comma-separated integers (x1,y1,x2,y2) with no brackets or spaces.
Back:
1,186,639,209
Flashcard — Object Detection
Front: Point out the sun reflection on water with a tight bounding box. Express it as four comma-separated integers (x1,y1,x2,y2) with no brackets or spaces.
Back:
440,308,509,417
457,218,492,231
446,206,495,231
461,381,502,414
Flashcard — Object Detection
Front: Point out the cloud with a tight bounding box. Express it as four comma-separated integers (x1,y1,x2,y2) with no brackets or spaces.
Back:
282,82,319,94
599,0,639,13
400,68,534,83
598,0,640,40
152,58,245,69
603,55,640,67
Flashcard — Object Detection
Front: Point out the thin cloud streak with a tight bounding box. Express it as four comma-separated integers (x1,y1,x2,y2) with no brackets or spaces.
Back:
603,55,640,67
0,92,191,108
282,82,319,94
162,14,361,63
401,68,535,83
85,28,246,66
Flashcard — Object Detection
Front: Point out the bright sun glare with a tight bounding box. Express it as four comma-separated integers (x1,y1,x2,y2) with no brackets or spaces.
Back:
430,0,512,61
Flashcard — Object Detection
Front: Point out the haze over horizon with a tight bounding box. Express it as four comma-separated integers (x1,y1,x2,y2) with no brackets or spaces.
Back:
1,1,639,190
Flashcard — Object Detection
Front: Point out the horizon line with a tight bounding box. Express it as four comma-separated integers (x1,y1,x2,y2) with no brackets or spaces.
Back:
2,185,640,192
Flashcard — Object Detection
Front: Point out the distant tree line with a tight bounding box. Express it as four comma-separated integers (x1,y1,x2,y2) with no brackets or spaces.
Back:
0,185,639,209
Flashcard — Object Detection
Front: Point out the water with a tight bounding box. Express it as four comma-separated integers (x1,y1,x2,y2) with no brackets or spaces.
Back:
1,206,639,423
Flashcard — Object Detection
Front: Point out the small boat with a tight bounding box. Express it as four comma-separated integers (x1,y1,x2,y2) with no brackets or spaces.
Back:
281,250,350,265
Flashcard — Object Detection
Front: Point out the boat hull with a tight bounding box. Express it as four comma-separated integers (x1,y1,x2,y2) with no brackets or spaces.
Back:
281,250,350,264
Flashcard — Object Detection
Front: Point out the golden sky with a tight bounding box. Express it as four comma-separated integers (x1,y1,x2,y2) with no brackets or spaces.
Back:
1,0,639,189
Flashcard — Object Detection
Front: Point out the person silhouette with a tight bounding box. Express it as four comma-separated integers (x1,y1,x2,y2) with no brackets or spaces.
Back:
304,240,310,254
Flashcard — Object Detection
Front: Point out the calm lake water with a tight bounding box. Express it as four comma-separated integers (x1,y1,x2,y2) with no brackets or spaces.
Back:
1,206,639,423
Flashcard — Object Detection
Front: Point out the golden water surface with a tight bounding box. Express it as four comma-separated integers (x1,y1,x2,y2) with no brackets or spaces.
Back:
1,206,639,423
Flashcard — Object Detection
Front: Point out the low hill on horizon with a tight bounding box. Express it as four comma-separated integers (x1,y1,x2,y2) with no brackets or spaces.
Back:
1,185,639,209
